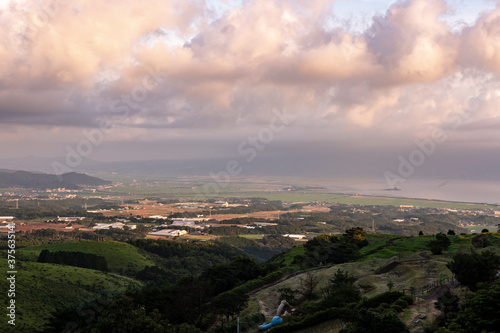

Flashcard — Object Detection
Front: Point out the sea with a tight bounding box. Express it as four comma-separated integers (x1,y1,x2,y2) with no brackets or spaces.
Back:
325,178,500,205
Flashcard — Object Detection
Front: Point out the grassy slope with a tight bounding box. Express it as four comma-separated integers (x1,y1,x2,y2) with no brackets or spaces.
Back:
244,233,500,332
16,240,156,274
0,258,142,332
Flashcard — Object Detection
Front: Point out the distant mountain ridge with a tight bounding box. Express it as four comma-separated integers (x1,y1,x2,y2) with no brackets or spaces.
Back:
0,170,112,189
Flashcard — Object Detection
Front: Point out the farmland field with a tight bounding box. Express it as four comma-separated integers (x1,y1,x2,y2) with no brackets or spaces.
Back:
102,175,500,209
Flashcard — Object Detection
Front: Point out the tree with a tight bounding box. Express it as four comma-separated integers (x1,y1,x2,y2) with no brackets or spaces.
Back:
418,230,424,236
434,289,460,327
436,233,451,250
429,233,451,255
450,285,500,333
303,235,360,267
277,287,297,305
343,227,369,248
429,240,444,255
481,228,489,233
447,230,455,235
446,250,500,291
211,290,249,326
387,280,394,291
322,269,361,307
299,272,319,300
342,308,408,333
87,295,201,333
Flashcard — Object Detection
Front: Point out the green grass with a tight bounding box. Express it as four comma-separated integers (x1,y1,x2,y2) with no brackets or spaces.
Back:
16,240,155,274
360,236,433,261
359,239,388,256
365,234,400,240
0,258,142,332
270,245,306,266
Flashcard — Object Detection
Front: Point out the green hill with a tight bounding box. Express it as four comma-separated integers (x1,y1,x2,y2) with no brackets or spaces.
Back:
238,233,500,333
16,240,156,274
0,258,142,332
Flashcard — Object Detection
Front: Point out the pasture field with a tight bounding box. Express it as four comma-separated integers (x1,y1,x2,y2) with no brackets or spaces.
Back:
16,240,155,274
103,175,499,209
0,258,141,332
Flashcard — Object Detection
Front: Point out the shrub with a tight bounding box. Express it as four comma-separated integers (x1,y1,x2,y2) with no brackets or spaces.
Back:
393,299,408,309
390,304,403,313
400,295,414,305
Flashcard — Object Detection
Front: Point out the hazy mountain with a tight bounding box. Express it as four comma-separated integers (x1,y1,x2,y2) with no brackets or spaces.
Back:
0,171,112,189
1,151,500,181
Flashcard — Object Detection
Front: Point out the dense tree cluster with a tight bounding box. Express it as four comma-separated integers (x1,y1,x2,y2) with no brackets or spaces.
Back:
37,249,108,271
216,235,296,261
300,228,367,268
429,233,451,255
446,250,500,291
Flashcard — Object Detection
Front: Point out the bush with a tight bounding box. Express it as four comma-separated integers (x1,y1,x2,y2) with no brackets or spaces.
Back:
340,308,408,333
214,313,265,333
269,307,352,333
447,250,500,291
376,303,390,312
37,250,108,271
393,299,408,309
400,295,414,305
390,304,403,313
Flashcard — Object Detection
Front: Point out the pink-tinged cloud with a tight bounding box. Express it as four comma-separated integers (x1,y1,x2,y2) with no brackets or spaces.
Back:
1,0,500,158
460,4,500,74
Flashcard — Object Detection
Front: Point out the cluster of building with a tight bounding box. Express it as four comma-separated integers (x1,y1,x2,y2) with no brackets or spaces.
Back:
93,222,137,230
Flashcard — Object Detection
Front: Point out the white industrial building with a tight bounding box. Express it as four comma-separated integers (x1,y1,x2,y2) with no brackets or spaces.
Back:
148,229,188,237
93,222,136,230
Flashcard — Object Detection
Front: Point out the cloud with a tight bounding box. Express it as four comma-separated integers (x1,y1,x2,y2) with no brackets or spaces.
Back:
460,3,500,74
1,0,500,161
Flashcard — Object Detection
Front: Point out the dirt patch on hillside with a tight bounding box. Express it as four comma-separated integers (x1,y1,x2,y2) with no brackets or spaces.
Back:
258,300,274,319
376,261,400,274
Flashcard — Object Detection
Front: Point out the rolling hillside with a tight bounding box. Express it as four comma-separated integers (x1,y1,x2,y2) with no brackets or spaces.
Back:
0,170,111,189
16,240,156,274
239,233,500,333
0,258,142,332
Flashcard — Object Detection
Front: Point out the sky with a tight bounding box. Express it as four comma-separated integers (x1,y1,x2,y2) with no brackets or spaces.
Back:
1,0,500,180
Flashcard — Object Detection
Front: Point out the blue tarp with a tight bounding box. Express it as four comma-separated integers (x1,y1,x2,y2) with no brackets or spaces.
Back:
258,316,283,330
